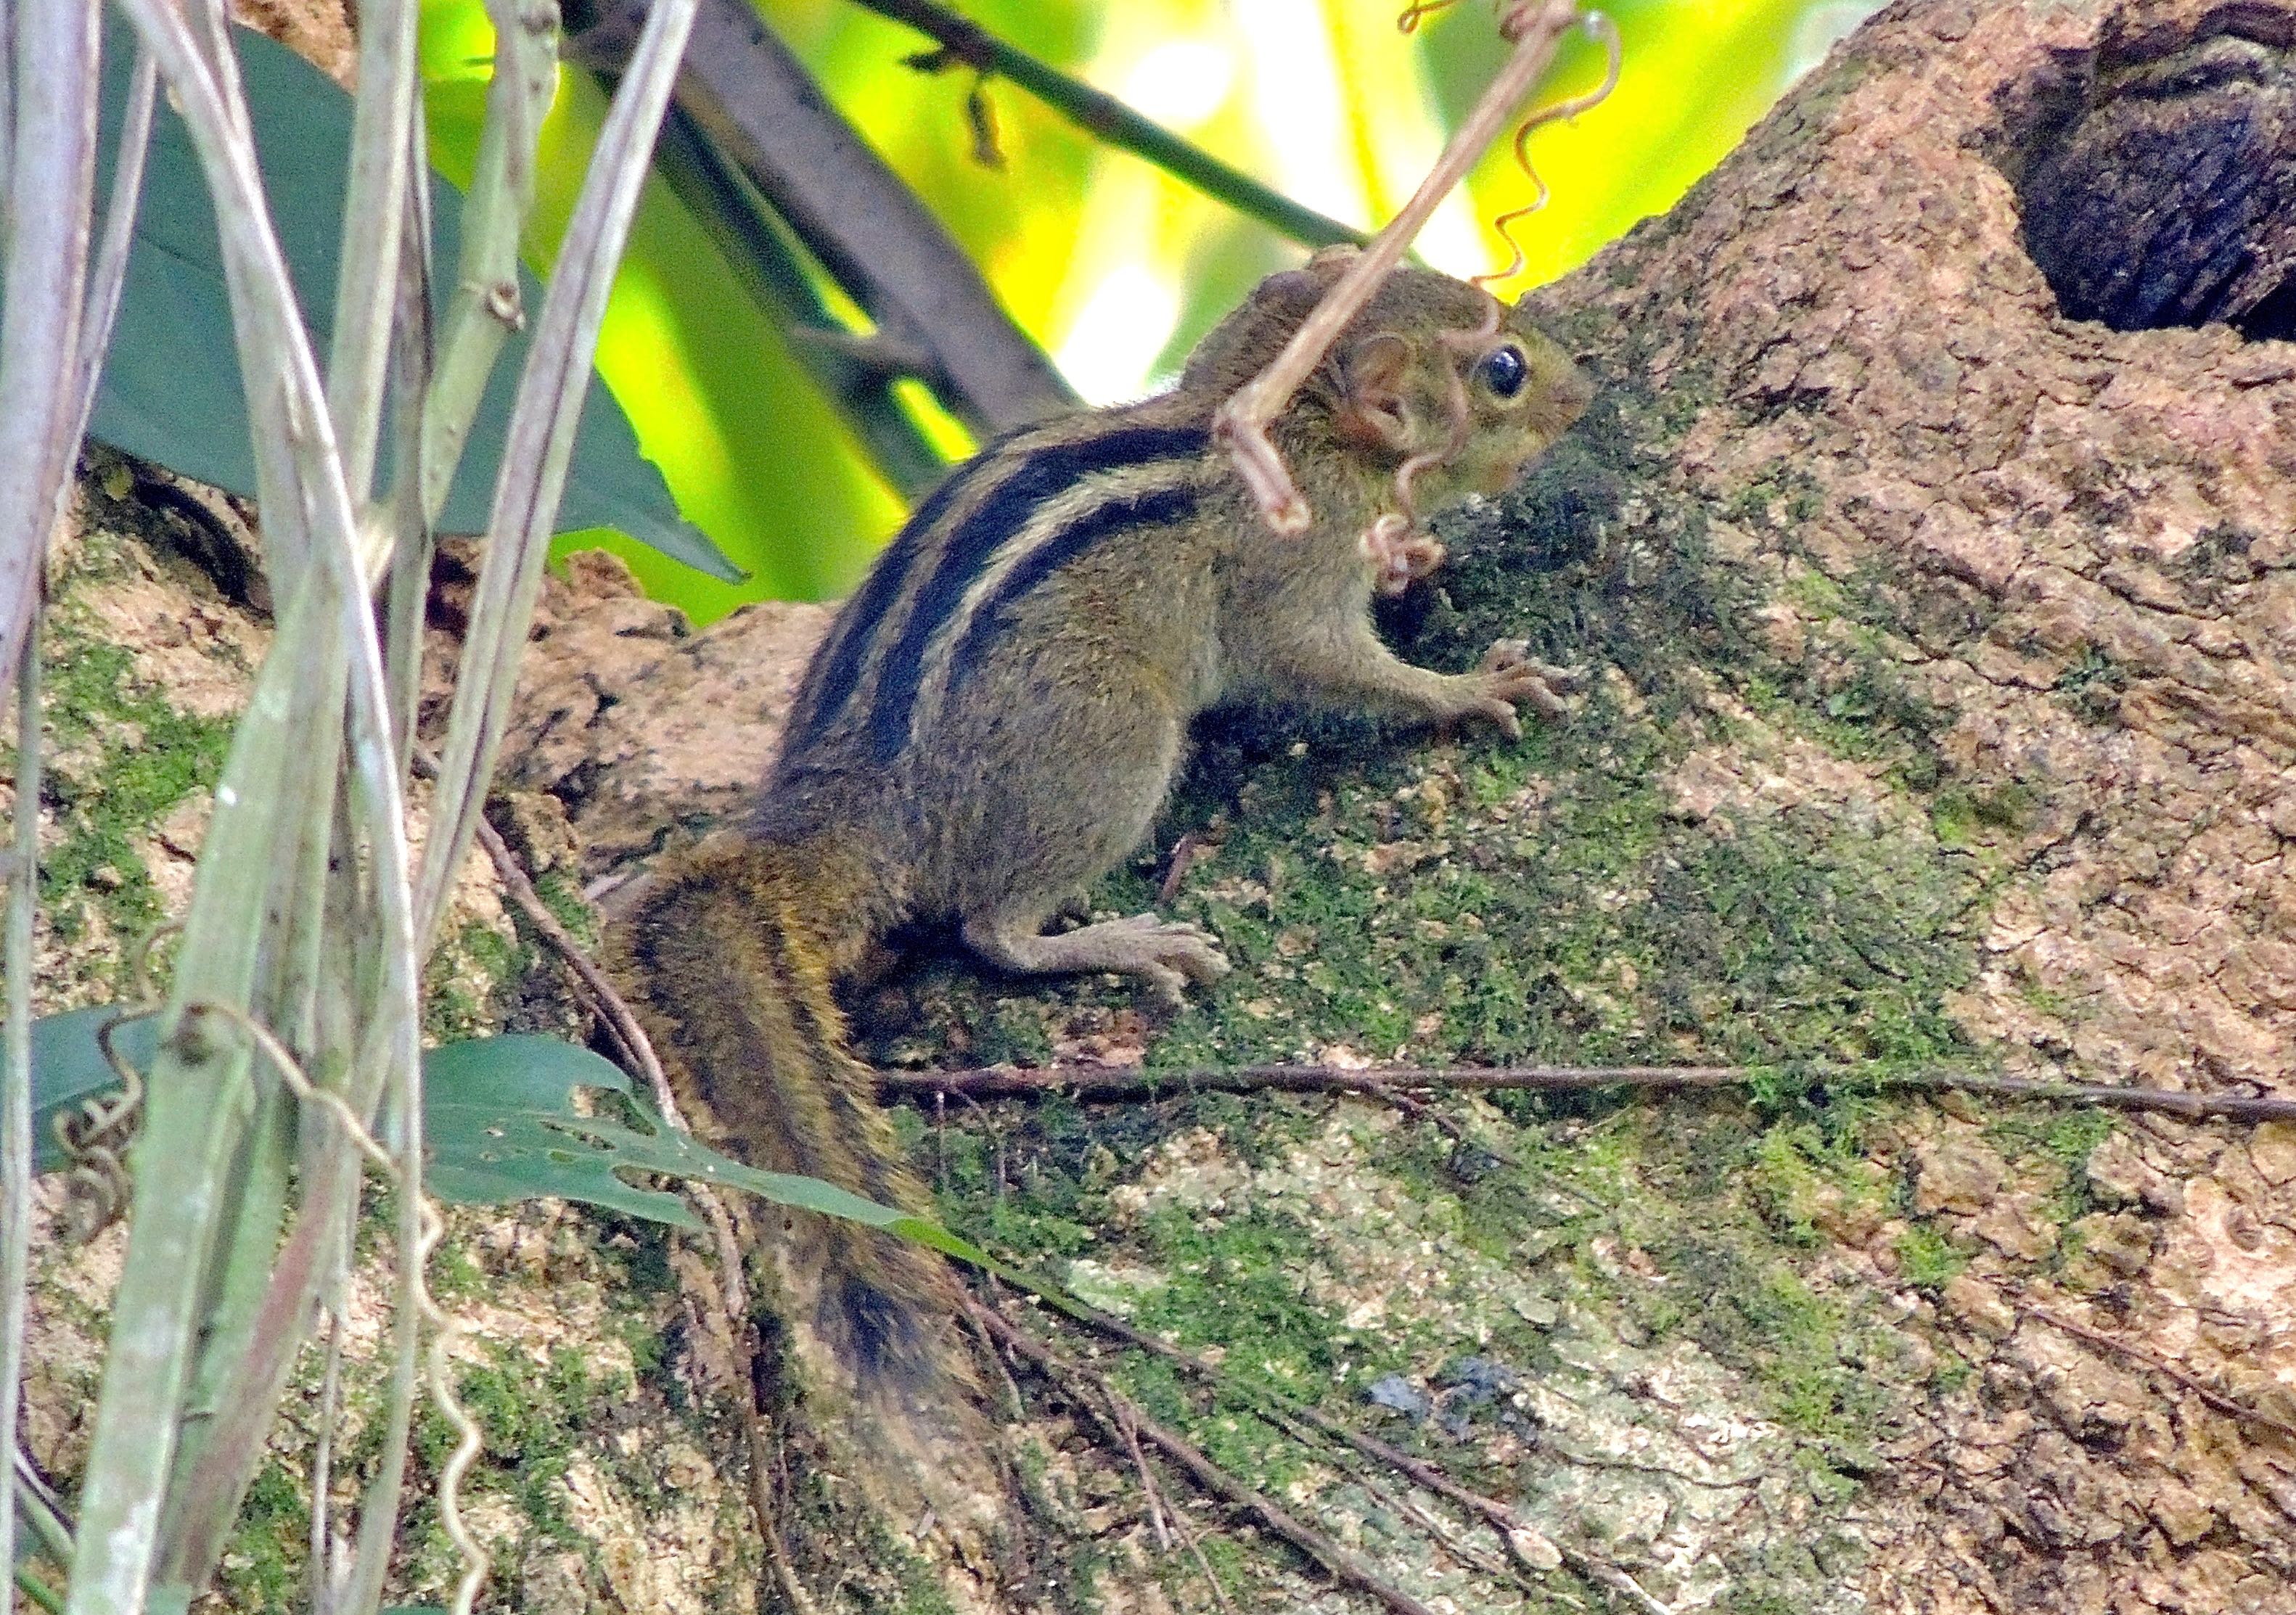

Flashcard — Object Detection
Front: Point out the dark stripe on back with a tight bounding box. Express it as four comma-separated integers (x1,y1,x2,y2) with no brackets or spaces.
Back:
940,482,1202,715
864,424,1208,759
784,457,983,749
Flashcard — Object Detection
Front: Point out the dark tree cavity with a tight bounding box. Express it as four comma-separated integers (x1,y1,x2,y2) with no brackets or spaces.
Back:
2002,6,2296,336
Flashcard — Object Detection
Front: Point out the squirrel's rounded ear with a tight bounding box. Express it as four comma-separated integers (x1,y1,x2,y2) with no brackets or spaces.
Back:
1333,332,1414,452
1258,268,1322,313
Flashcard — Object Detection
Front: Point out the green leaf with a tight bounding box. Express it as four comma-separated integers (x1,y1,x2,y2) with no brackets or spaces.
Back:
87,15,742,581
25,1015,993,1265
28,1005,159,1175
419,1036,991,1268
420,1034,701,1229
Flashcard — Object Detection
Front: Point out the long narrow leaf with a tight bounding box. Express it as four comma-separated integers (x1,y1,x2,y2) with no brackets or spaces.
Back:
82,15,737,578
31,1023,991,1262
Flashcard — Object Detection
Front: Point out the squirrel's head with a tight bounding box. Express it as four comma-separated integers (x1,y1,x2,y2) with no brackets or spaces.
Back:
1182,248,1592,504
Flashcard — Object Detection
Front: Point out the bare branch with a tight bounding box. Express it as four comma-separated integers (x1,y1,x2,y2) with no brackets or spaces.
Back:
570,0,1077,435
881,1061,2296,1125
845,0,1366,254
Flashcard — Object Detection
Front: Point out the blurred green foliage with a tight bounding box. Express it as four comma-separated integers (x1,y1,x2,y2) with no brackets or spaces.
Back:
420,0,1876,620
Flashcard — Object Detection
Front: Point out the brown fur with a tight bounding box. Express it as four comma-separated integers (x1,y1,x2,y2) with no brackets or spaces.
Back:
607,257,1591,1468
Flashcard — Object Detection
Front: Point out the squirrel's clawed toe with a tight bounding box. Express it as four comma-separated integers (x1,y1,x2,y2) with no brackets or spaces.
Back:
1102,913,1231,1006
1471,638,1583,730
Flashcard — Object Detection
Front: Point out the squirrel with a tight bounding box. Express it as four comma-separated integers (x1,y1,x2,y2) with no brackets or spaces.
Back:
606,250,1591,1422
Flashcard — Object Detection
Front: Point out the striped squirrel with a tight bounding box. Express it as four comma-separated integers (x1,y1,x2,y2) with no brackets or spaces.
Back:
607,252,1590,1418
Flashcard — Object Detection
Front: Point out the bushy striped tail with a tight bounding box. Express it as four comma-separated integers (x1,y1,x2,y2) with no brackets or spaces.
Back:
607,834,956,1392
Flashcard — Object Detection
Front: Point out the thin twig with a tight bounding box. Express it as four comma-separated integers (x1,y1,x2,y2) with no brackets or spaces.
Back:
461,797,754,1320
970,1297,1447,1615
1364,1080,1526,1169
1114,1400,1171,1551
465,775,811,1615
468,807,671,1106
1214,0,1597,533
1034,1289,1676,1614
880,1061,2296,1125
1162,1489,1237,1615
845,0,1366,252
2022,1302,2296,1442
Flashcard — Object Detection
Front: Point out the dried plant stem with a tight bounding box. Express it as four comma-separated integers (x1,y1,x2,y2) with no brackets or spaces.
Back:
419,0,557,533
415,0,701,952
467,797,795,1615
972,1299,1447,1615
340,1082,425,1615
469,808,669,1104
466,807,755,1320
70,47,155,447
0,0,96,705
515,936,779,1582
1,616,41,1608
2022,1302,2296,1441
326,0,422,510
1214,0,1594,533
1044,1286,1675,1614
880,1061,2296,1125
68,0,432,1600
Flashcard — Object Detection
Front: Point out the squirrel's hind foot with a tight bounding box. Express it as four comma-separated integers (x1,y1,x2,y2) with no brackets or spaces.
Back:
964,910,1231,1006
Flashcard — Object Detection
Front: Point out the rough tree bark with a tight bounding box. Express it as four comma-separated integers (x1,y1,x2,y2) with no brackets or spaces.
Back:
504,2,2296,1609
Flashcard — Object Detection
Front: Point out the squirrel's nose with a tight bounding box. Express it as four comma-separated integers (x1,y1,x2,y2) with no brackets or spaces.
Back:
1558,363,1595,416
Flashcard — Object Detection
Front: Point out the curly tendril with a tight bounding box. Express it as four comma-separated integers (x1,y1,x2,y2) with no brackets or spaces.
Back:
1474,10,1621,290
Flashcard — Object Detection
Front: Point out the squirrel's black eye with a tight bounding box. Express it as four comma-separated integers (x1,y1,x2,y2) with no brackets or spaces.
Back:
1478,343,1528,399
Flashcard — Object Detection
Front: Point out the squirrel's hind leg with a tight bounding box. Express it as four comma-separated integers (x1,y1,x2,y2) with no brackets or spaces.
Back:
962,908,1230,1006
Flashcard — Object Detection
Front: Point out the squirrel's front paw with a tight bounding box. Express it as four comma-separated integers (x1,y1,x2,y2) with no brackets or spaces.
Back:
1457,640,1583,738
1374,532,1448,596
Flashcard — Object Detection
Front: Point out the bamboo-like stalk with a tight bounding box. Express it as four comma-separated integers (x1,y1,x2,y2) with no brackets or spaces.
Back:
155,5,423,1563
1,619,42,1615
419,0,559,533
414,0,705,951
327,0,422,511
0,0,97,712
62,600,313,1615
384,164,438,780
69,47,155,449
62,0,406,1603
345,182,441,1615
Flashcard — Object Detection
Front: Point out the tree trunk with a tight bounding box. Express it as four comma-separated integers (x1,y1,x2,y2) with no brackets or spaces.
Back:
514,1,2296,1607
